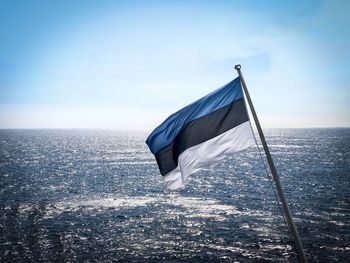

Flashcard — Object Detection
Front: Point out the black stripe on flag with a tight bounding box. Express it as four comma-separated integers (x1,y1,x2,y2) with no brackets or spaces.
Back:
155,98,249,175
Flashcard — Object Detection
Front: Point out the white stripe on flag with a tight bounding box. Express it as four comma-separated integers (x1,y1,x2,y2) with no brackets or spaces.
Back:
164,121,255,189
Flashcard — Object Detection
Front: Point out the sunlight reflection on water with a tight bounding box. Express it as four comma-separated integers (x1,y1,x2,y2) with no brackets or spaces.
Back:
0,128,349,262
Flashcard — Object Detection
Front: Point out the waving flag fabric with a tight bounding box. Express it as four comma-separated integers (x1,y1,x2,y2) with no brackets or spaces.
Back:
146,77,255,189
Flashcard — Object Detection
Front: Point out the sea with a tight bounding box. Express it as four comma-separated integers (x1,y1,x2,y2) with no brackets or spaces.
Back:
0,128,349,262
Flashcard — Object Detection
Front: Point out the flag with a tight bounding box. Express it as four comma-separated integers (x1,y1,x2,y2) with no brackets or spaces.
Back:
146,77,255,189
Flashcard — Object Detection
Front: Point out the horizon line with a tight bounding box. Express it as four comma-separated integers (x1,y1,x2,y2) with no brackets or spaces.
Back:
0,126,349,131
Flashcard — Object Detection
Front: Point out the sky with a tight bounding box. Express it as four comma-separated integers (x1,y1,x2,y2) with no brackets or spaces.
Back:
0,0,349,129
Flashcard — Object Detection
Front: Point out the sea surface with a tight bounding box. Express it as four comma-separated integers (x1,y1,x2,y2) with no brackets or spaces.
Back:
0,128,349,262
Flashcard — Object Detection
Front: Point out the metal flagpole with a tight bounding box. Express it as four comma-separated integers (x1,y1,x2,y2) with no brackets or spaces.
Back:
234,64,308,263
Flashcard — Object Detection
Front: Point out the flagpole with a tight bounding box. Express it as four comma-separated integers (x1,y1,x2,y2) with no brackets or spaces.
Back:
235,64,308,263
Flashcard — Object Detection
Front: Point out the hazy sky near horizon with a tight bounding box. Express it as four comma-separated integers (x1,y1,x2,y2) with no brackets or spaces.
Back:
0,0,349,129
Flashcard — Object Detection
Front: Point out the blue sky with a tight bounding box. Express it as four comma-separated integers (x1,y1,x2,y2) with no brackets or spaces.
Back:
0,0,349,129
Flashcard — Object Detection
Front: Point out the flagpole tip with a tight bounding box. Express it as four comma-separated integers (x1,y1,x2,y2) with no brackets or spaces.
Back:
235,64,241,70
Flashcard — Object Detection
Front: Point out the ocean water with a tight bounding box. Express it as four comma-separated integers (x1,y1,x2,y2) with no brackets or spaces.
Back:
0,128,349,262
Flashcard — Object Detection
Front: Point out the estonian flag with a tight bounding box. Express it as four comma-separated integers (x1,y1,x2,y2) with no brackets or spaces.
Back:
146,77,255,189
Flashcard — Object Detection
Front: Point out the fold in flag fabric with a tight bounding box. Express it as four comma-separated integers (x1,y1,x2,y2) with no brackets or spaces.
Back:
146,77,255,189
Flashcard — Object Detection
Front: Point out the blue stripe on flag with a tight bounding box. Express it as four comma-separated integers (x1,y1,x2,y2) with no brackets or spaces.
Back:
146,77,243,155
